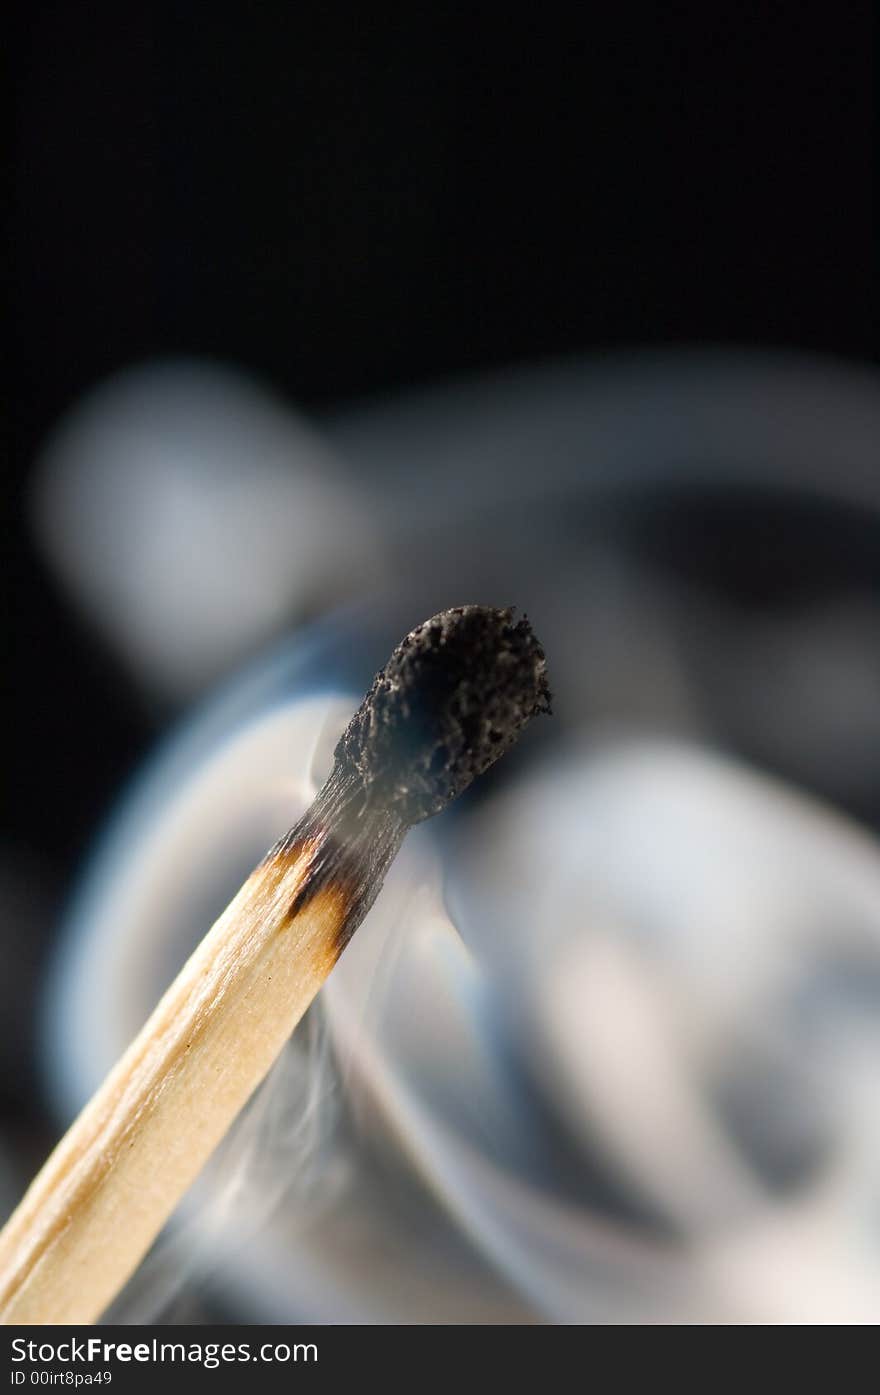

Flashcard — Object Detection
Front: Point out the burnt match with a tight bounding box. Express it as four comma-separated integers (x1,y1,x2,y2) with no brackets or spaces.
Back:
0,605,550,1325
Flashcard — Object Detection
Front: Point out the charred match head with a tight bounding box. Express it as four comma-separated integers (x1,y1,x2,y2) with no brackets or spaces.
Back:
283,604,551,944
0,608,550,1325
337,605,551,825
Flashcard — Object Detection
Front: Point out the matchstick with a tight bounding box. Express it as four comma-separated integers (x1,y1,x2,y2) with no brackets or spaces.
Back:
0,606,550,1325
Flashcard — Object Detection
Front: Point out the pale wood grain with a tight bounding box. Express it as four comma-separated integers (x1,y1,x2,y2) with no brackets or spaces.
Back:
0,842,346,1325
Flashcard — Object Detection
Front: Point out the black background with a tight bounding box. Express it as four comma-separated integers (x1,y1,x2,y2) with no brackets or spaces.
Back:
6,4,878,1120
12,5,875,430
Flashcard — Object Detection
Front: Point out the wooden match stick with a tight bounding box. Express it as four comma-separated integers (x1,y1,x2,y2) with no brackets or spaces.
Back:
0,606,550,1325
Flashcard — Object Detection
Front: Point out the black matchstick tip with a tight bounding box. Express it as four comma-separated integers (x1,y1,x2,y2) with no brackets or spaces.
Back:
336,605,552,825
